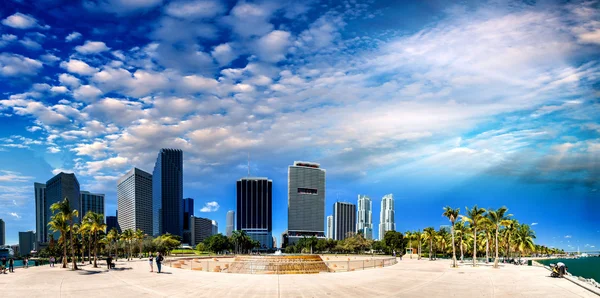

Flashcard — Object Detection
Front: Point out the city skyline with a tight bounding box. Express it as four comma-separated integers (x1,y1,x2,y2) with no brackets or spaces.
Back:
0,0,599,251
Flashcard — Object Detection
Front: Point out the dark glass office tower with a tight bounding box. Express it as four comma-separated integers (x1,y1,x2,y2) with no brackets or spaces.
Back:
152,149,183,236
333,202,356,241
183,198,194,230
45,173,80,241
106,215,120,233
80,191,105,217
236,177,273,250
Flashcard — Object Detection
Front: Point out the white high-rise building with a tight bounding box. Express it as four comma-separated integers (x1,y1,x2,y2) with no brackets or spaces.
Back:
226,210,234,237
326,215,333,239
212,220,218,235
378,194,395,240
356,195,373,239
117,168,153,234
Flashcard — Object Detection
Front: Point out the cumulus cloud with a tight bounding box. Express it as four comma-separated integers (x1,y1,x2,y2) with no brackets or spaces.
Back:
60,59,97,75
65,32,82,42
0,53,43,77
84,0,164,15
199,201,219,212
58,73,81,88
75,40,110,54
1,13,38,29
211,43,238,66
256,30,291,62
165,0,225,19
565,235,572,238
0,170,34,182
71,141,109,159
73,85,103,102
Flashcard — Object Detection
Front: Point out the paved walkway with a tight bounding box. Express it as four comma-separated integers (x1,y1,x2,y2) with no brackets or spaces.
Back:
0,258,596,297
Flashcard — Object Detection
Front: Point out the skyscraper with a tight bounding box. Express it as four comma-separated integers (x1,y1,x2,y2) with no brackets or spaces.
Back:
34,183,45,244
0,219,5,245
212,220,218,235
106,215,120,233
189,216,214,247
287,161,326,244
45,172,80,242
80,191,105,217
333,202,356,241
118,168,153,234
18,231,35,256
237,177,273,250
183,198,194,230
327,215,333,239
153,149,183,236
226,210,234,237
357,195,373,240
379,193,395,240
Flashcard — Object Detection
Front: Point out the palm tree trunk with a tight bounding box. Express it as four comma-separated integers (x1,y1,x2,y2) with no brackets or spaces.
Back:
429,239,433,261
93,232,98,267
472,228,477,267
70,222,78,270
88,234,92,264
494,228,499,268
451,223,456,267
485,237,489,264
63,236,68,268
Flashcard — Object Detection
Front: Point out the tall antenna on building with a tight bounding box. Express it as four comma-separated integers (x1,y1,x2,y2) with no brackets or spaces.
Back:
247,152,250,177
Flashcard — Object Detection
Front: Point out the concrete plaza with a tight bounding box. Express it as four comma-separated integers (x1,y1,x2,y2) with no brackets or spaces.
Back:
0,257,596,297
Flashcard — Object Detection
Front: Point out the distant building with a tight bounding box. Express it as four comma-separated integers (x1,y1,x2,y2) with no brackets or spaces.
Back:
0,219,5,245
80,191,105,217
106,215,120,233
379,194,395,240
212,220,218,235
190,216,214,247
287,161,326,245
226,210,234,237
272,236,277,249
34,183,45,245
326,215,333,239
357,195,373,240
153,149,183,237
237,177,273,250
118,168,153,234
333,202,356,241
45,173,80,242
182,198,194,244
18,231,35,256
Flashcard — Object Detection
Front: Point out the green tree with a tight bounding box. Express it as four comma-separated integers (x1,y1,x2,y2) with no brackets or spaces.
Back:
153,233,181,255
107,228,119,257
514,224,536,260
50,197,79,270
442,206,460,267
422,227,436,260
195,242,206,252
121,229,134,260
48,211,69,268
203,234,230,253
462,205,487,267
383,231,404,256
135,230,145,257
82,211,106,267
486,207,512,268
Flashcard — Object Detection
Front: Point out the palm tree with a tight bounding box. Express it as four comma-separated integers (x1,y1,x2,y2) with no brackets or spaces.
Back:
84,212,106,267
50,197,79,270
422,227,436,260
442,206,460,267
502,219,518,259
462,205,486,267
454,221,467,262
479,219,493,264
413,230,423,260
121,229,134,260
486,206,512,268
514,224,536,260
47,212,68,268
107,228,119,257
135,230,145,257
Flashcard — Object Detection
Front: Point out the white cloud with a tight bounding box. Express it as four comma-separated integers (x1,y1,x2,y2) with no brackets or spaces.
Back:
47,147,61,153
71,141,108,159
50,86,69,94
19,37,42,50
256,30,291,62
0,34,17,47
65,32,82,42
26,126,42,132
75,41,110,54
40,53,60,65
199,201,219,212
211,43,238,66
1,13,38,29
84,156,129,174
0,170,33,182
60,59,97,76
9,212,21,219
531,222,538,226
73,85,103,102
84,0,163,15
58,73,81,88
565,235,572,238
226,2,274,38
0,53,43,77
165,0,225,19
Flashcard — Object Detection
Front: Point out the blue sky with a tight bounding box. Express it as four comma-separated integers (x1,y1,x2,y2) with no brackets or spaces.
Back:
0,0,599,251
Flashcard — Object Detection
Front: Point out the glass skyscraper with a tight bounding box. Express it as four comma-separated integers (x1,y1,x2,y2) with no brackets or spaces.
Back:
236,177,273,250
379,193,396,240
226,210,234,237
357,195,373,239
287,161,326,244
18,231,35,256
333,202,356,241
106,215,120,233
152,149,183,236
80,191,105,217
183,198,194,230
45,172,80,241
0,219,4,245
34,183,46,244
118,168,153,234
190,216,214,247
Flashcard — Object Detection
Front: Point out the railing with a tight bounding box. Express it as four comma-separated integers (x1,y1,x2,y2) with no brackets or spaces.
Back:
166,256,398,274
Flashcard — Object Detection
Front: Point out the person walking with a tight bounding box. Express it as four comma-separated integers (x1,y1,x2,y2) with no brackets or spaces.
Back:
155,252,163,273
149,254,154,272
1,257,7,273
49,256,55,267
24,257,28,268
8,258,14,273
